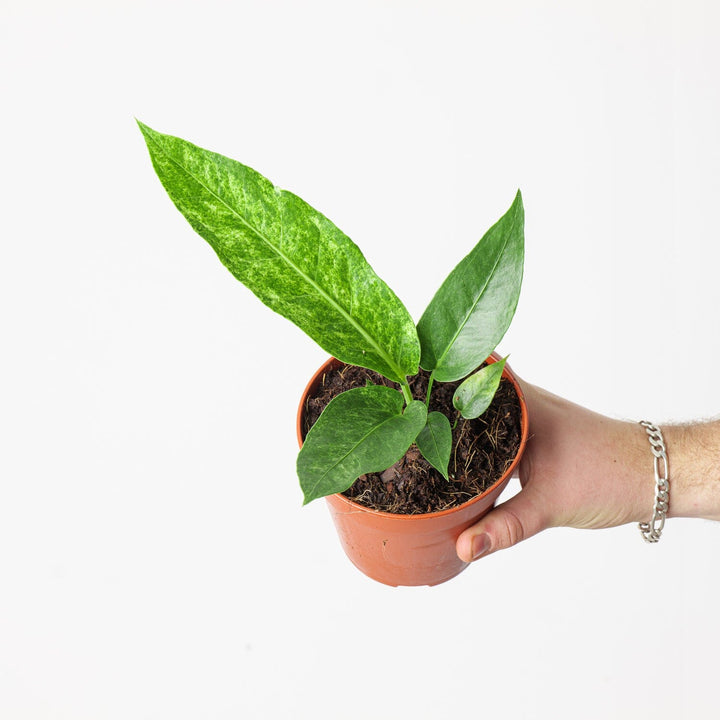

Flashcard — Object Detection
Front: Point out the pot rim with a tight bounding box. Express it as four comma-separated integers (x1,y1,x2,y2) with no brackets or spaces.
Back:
297,354,529,521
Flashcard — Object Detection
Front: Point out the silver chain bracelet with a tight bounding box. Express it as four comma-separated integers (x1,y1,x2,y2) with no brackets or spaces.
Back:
638,421,670,543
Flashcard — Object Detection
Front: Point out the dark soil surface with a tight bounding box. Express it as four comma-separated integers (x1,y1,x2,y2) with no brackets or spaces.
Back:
302,362,522,514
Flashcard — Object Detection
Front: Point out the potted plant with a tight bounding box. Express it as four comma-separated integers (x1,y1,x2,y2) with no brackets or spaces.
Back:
138,121,529,586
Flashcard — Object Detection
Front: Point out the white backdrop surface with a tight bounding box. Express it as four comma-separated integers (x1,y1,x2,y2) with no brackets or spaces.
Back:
1,1,719,718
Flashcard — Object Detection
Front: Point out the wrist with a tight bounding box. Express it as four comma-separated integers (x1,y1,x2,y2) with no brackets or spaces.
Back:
619,420,657,525
636,421,670,542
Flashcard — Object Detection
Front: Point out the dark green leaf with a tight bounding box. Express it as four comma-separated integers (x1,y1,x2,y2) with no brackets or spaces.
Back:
297,386,427,504
415,411,452,480
453,357,507,419
417,191,524,382
138,121,420,384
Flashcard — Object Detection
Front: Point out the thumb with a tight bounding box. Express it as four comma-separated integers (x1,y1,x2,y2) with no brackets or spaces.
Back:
456,488,549,562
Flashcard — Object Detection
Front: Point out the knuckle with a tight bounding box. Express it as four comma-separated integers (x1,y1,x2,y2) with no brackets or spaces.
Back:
498,508,526,548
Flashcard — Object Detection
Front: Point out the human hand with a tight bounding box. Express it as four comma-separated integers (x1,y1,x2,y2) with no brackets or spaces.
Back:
456,378,651,562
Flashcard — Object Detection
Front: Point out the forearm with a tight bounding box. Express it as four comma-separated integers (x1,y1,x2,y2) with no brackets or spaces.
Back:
662,421,720,521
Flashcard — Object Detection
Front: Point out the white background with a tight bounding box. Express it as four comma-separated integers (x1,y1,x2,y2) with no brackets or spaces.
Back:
2,1,719,718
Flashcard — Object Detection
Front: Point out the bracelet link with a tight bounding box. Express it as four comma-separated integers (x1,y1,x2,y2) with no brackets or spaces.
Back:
638,420,670,543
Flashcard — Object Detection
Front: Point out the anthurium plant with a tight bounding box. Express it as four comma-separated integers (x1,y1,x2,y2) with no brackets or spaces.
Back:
138,121,524,506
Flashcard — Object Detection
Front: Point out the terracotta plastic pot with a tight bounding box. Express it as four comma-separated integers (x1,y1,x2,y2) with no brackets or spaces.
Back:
297,356,529,587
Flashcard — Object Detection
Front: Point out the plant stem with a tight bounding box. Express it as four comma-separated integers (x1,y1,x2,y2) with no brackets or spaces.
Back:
425,373,435,409
400,381,413,405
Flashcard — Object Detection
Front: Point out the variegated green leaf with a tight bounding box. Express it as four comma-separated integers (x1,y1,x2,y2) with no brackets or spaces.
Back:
453,357,507,419
138,121,420,384
415,411,452,480
417,192,524,382
297,386,427,504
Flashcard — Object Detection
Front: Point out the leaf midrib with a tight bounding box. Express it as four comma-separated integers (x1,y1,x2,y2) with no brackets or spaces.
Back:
426,421,442,457
147,132,407,383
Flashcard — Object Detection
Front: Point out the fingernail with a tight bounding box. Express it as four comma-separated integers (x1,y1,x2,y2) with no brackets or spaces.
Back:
471,533,491,561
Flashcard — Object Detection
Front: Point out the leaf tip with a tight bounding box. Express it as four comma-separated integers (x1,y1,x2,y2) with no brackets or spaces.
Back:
136,119,162,148
135,117,150,135
299,477,318,506
511,188,524,217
